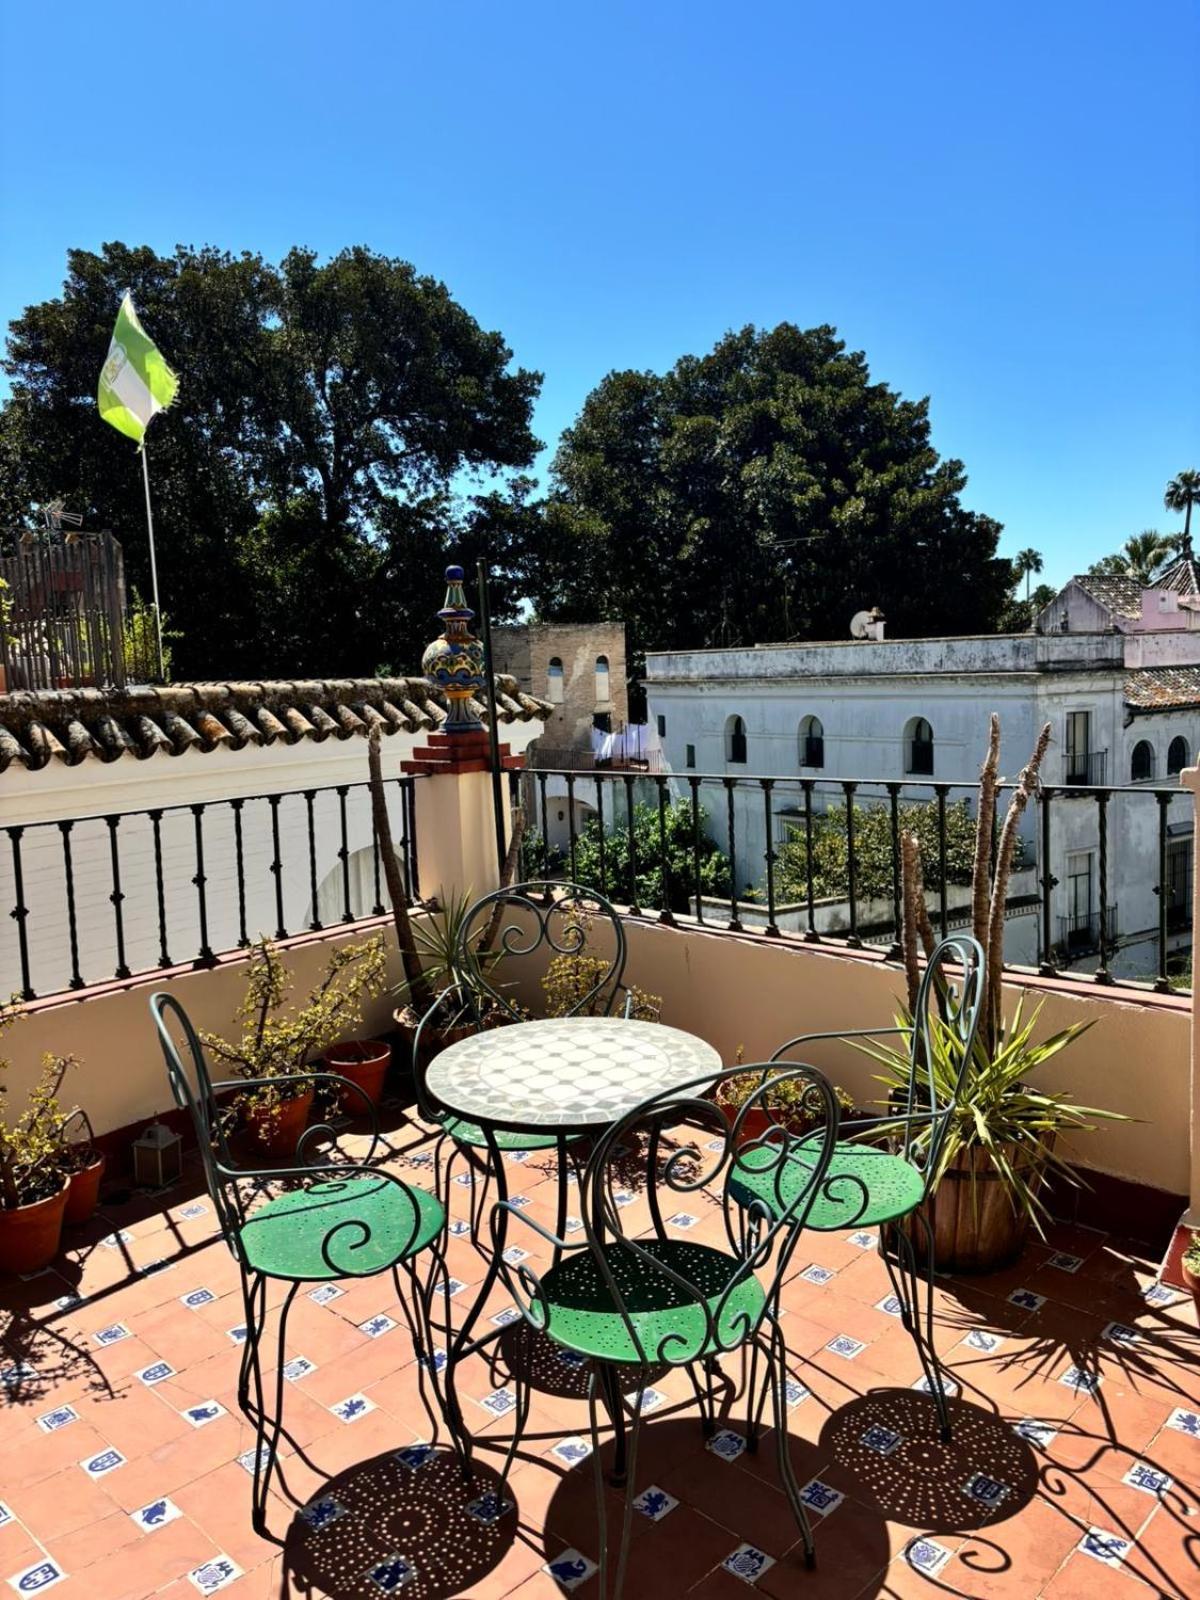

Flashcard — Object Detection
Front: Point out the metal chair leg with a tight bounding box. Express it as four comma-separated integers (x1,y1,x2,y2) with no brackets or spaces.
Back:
250,1279,298,1533
882,1216,951,1442
767,1319,816,1568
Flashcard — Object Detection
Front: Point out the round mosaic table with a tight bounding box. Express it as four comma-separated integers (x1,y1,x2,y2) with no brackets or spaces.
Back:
426,1016,723,1472
425,1016,722,1135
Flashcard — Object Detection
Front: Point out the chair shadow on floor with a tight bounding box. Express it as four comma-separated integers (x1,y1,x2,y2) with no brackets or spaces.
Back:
818,1389,1040,1531
281,1445,517,1599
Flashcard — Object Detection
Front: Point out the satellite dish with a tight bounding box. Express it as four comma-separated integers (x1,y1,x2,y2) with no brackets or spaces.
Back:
850,610,874,639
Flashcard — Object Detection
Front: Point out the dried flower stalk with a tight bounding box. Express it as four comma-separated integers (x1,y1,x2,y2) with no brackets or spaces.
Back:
900,829,922,1010
984,721,1051,1048
971,714,1001,950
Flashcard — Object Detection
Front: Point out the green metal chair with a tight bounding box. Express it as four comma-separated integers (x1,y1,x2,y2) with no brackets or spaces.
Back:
491,1062,841,1599
727,933,985,1442
150,992,455,1531
412,879,631,1241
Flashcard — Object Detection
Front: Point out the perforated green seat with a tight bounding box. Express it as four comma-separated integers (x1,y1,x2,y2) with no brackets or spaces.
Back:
441,1115,566,1152
535,1239,765,1365
728,1141,925,1230
239,1174,444,1282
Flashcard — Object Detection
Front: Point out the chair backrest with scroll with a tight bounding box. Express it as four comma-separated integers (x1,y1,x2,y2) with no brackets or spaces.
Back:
901,933,985,1179
455,879,628,1023
149,992,247,1252
506,1063,840,1370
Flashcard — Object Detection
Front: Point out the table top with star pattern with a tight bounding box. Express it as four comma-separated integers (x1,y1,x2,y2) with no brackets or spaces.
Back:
425,1016,722,1132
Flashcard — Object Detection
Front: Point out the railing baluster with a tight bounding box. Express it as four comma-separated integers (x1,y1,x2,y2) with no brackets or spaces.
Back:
1038,788,1057,976
842,781,860,948
566,774,578,883
105,816,131,979
57,820,84,990
689,775,704,923
1155,790,1170,994
625,775,641,913
7,827,34,1000
725,778,741,931
762,779,779,937
304,790,323,931
657,776,675,924
1095,789,1113,984
595,777,607,896
231,799,249,947
399,777,418,900
537,772,549,877
802,779,817,942
886,783,902,959
936,783,949,940
337,786,352,922
371,792,385,917
268,794,287,938
149,809,171,967
191,805,215,966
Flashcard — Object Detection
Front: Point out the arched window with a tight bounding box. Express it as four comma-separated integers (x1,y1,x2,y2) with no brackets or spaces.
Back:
800,715,824,769
594,654,610,704
1168,735,1190,777
547,657,564,704
905,716,934,776
725,714,747,765
1131,740,1155,782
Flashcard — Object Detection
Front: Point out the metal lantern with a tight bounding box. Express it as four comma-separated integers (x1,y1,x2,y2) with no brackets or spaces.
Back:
132,1121,182,1189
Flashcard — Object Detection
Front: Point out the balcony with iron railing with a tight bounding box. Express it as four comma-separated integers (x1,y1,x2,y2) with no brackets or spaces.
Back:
1057,903,1118,957
1065,748,1108,788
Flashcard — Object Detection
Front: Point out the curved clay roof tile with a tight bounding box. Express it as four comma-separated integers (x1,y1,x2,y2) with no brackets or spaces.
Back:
282,707,316,740
193,710,234,749
132,716,173,758
93,716,136,760
161,713,202,754
61,719,96,764
0,725,25,772
305,705,340,740
223,707,262,748
332,703,366,736
254,706,288,741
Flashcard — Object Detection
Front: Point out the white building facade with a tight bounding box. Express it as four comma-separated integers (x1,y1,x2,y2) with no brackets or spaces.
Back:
644,561,1200,982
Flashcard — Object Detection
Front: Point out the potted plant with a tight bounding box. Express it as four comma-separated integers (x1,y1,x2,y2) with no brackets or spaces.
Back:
1182,1231,1200,1319
0,1011,77,1274
201,934,388,1158
60,1107,105,1225
860,717,1125,1272
713,1050,858,1145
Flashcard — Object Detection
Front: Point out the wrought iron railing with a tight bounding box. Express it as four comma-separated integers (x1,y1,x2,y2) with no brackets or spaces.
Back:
1065,750,1108,788
1,777,420,1000
523,767,1193,993
1057,905,1118,956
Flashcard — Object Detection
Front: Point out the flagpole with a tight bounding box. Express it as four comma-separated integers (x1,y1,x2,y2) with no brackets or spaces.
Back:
139,448,166,682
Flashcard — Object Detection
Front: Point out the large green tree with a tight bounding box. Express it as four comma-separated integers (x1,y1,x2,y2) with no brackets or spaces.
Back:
527,324,1010,673
0,243,542,679
1088,528,1183,585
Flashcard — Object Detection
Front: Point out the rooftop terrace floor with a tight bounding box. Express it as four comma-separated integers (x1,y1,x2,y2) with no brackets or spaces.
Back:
2,1116,1198,1600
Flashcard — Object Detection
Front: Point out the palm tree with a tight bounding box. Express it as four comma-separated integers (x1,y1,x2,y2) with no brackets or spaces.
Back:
1165,470,1200,545
1089,529,1183,585
1012,548,1044,603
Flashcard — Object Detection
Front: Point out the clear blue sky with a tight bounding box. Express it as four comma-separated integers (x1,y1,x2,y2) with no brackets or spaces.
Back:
1,0,1196,588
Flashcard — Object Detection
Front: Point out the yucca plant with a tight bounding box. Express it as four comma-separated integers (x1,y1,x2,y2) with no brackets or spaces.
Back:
855,994,1123,1233
861,717,1126,1249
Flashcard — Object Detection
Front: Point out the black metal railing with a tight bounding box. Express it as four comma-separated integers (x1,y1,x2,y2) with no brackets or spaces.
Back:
1065,750,1108,787
2,777,420,1000
1057,905,1118,956
522,767,1193,994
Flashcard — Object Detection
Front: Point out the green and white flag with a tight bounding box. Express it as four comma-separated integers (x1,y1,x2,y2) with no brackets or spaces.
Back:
97,293,178,446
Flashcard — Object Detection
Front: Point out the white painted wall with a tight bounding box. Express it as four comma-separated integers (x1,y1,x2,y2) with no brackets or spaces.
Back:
0,721,543,998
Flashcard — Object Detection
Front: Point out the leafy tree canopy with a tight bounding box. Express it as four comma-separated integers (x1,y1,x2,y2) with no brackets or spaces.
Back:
0,242,542,679
526,798,730,915
1087,529,1184,586
525,324,1010,672
776,797,1023,904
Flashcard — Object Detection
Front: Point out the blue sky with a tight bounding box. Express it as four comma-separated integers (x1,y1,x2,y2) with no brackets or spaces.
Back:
1,0,1196,589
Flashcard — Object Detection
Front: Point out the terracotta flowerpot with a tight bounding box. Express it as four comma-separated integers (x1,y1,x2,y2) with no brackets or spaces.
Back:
0,1180,70,1274
1183,1259,1200,1321
64,1153,105,1225
246,1087,314,1160
393,1007,475,1074
326,1040,391,1112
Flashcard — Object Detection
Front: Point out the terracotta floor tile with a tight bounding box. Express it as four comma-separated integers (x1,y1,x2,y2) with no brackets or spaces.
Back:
1039,1547,1162,1599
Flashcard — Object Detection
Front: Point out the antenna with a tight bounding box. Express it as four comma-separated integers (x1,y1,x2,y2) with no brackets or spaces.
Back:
41,500,84,534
